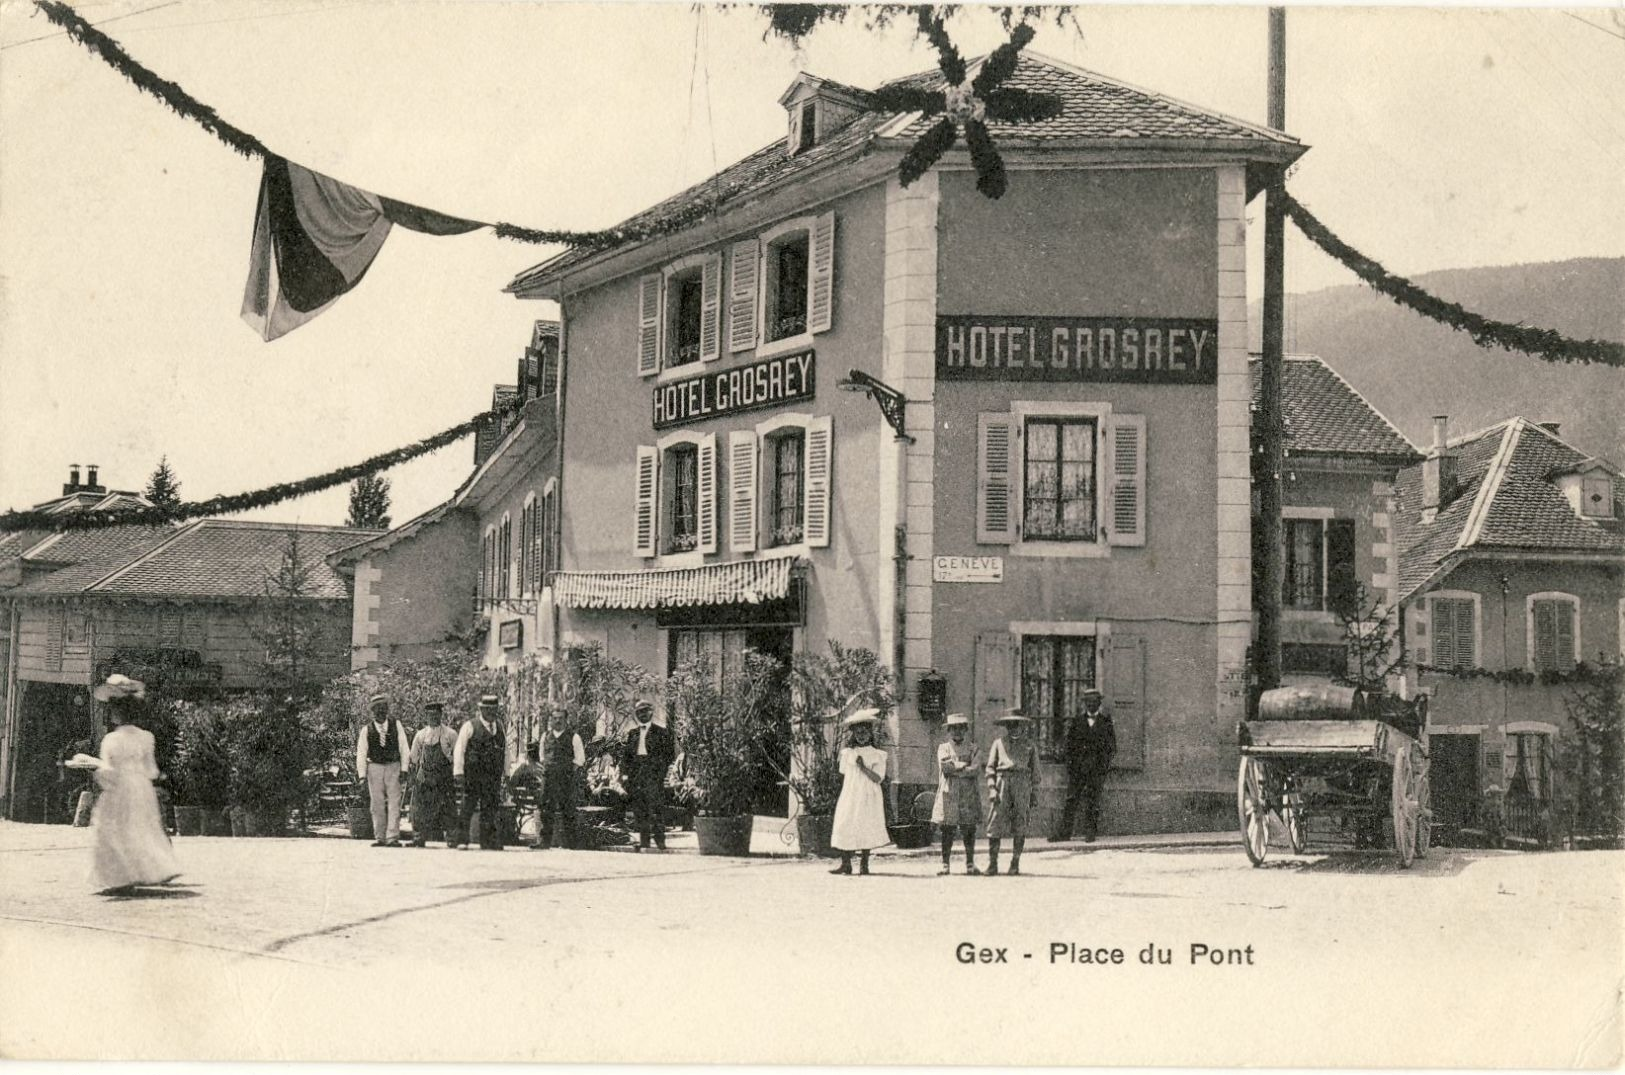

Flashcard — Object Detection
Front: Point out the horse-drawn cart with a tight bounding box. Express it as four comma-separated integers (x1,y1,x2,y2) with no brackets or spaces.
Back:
1236,685,1432,867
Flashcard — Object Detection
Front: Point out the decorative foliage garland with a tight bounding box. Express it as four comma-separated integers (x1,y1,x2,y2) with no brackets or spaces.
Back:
0,400,523,533
1284,193,1625,368
1415,661,1620,687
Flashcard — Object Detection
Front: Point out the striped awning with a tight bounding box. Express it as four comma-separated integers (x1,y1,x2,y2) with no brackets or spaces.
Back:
552,557,801,611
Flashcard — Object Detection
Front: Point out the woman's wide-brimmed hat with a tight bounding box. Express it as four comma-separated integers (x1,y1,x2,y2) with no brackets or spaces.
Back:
93,674,146,702
842,708,883,728
994,708,1032,724
943,713,971,728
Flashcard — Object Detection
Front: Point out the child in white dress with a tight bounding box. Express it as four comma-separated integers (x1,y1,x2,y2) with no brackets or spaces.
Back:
829,709,889,876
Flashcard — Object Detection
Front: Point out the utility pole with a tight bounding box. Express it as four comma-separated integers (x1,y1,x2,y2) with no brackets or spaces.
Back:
1256,7,1288,694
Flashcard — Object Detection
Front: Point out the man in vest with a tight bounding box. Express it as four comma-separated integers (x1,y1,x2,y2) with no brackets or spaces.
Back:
1051,686,1117,843
355,693,411,848
622,700,675,851
536,705,585,850
453,695,507,851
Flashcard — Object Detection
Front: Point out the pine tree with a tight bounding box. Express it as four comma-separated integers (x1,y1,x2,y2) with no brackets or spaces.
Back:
346,474,391,530
257,530,323,702
145,456,182,509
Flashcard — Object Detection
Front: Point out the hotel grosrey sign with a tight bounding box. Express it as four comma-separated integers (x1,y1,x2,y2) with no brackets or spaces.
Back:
936,316,1219,384
653,350,815,430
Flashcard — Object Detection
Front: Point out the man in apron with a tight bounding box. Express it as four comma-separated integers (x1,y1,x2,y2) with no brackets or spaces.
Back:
408,701,458,847
453,695,507,851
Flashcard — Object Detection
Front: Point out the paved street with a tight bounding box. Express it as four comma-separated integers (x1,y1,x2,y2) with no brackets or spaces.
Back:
1,820,1620,1067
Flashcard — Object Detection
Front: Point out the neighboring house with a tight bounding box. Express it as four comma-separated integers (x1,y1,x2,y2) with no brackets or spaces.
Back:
1,518,377,822
1250,355,1422,684
329,321,561,762
1395,415,1624,844
505,55,1303,832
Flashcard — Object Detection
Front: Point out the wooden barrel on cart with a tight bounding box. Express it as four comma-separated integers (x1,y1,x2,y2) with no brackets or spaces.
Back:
1256,684,1369,721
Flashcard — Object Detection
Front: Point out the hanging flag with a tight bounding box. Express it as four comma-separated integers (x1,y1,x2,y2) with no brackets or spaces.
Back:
241,156,480,341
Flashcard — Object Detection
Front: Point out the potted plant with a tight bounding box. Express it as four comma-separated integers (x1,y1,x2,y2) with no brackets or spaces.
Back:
223,694,305,837
769,642,895,857
172,702,231,836
669,652,779,856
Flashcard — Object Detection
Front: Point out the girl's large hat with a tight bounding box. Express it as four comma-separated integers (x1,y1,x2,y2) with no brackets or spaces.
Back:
994,708,1032,724
842,708,883,728
93,674,146,702
943,713,971,728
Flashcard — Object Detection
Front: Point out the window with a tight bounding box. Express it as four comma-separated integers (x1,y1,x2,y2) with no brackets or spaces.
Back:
766,232,809,343
770,431,805,546
539,483,558,585
796,100,817,153
752,213,835,354
1430,594,1477,670
1507,732,1551,802
480,528,495,603
499,515,512,599
1021,634,1097,760
1023,417,1096,541
666,445,699,554
1528,593,1579,673
668,269,705,369
520,497,535,597
1581,475,1613,518
1282,516,1357,613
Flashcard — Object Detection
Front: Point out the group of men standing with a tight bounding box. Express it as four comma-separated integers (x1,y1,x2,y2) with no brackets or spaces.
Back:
354,693,675,852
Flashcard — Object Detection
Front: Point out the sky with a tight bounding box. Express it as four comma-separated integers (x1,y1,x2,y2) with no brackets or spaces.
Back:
1,1,1621,529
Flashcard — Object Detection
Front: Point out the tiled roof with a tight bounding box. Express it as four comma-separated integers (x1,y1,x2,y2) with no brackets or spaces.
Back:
20,525,174,566
1395,418,1624,599
511,53,1301,290
1250,355,1420,461
10,520,382,600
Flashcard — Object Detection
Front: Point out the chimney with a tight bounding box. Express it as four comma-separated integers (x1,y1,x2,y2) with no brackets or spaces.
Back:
1539,422,1561,436
1421,416,1457,520
63,463,81,495
85,464,103,494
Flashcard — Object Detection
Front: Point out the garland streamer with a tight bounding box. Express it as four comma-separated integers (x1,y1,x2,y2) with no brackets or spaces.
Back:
0,401,522,533
1284,192,1625,369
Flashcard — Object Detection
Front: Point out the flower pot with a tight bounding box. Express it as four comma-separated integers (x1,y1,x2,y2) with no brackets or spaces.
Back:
694,814,754,857
347,803,374,841
795,813,836,858
887,822,932,850
237,807,287,838
200,808,232,837
174,805,203,836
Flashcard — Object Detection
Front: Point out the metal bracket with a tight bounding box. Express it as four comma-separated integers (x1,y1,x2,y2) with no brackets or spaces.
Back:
839,369,913,444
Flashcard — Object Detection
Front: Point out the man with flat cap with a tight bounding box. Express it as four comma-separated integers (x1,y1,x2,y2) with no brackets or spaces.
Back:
622,700,675,851
535,704,585,850
453,694,507,850
1052,686,1116,843
355,694,411,848
408,701,458,847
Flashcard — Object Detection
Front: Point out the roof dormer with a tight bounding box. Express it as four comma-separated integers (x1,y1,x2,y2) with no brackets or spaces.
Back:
777,74,872,156
1549,457,1618,520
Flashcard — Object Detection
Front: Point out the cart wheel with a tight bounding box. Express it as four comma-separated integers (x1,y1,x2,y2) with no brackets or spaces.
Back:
1392,748,1417,869
1415,770,1432,860
1283,778,1308,854
1237,756,1270,866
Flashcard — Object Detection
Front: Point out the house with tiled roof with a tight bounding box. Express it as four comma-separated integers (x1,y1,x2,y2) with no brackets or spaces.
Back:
1,515,379,823
1248,354,1422,682
502,51,1305,835
1394,415,1623,845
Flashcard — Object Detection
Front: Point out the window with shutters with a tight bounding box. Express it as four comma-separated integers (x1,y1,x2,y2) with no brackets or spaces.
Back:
1281,515,1357,614
749,413,831,552
641,254,721,378
540,481,558,583
1023,417,1096,541
1527,592,1579,673
766,232,809,343
666,445,698,554
770,431,805,546
669,271,705,368
756,214,835,356
1506,731,1552,802
499,514,512,599
651,432,717,559
520,495,535,597
1428,592,1479,670
479,528,495,603
1020,634,1098,760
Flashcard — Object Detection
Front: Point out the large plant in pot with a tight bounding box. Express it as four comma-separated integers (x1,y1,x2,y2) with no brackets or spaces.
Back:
171,701,231,836
669,651,780,856
223,693,306,837
771,643,894,858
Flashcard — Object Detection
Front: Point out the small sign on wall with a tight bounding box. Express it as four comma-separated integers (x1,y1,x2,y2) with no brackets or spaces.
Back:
933,555,1004,583
499,619,524,650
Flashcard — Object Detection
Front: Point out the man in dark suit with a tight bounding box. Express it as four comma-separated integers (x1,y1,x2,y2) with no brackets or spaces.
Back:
1052,687,1116,842
621,700,675,851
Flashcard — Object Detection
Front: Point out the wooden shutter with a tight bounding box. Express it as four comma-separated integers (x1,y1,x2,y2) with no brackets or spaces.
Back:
728,239,759,352
542,488,558,579
45,606,64,672
1325,519,1358,613
696,434,719,555
519,503,532,596
637,273,662,377
1453,600,1476,668
1105,634,1146,771
973,632,1020,729
728,430,759,553
803,416,833,548
1533,599,1576,673
1431,597,1475,669
1107,414,1146,547
977,413,1018,544
808,211,836,335
633,446,659,558
699,254,723,362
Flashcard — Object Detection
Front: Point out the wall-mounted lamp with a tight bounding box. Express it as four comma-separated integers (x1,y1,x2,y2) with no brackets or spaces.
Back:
837,369,913,444
916,669,947,721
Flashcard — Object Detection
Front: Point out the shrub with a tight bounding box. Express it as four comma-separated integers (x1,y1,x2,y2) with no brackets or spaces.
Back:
668,651,781,818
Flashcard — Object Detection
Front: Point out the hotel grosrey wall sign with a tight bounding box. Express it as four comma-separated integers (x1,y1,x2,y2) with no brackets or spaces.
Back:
937,316,1219,384
653,350,816,430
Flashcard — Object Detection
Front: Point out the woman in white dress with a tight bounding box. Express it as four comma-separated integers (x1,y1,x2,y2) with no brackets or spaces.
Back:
829,709,889,876
85,675,182,894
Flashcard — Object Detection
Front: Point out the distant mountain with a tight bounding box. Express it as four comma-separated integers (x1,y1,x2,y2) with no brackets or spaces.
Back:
1254,258,1624,464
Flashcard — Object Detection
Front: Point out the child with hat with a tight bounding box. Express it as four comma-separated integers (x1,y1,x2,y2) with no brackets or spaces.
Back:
931,713,982,875
984,709,1041,875
829,708,889,876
